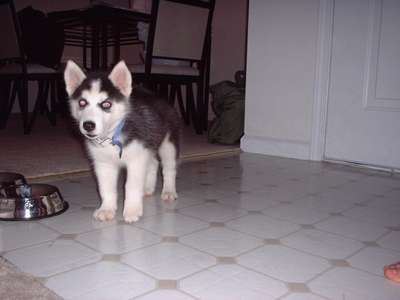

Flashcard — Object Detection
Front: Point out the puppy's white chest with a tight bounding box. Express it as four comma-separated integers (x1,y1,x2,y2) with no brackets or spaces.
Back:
87,140,121,163
87,139,147,164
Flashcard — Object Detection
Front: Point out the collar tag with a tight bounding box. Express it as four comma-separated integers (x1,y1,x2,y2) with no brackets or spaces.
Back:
94,137,112,145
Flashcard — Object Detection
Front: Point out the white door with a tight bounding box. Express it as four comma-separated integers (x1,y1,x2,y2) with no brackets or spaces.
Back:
325,0,400,169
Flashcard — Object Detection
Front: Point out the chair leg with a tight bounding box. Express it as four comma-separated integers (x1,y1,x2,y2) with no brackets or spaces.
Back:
57,78,69,117
39,80,50,115
203,76,210,131
159,82,168,100
145,81,157,95
0,80,12,129
186,83,202,134
168,84,176,106
176,85,188,125
2,80,19,129
49,79,57,126
196,79,206,131
185,83,192,126
19,79,30,134
25,80,45,134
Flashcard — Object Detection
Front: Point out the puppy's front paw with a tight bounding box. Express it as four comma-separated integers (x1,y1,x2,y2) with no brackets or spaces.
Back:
161,190,178,202
123,205,143,223
93,208,116,221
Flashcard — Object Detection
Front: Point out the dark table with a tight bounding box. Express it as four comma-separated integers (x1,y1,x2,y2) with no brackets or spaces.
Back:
48,3,151,70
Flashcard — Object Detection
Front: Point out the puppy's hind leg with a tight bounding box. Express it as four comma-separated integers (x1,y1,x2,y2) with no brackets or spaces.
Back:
93,162,119,221
144,155,159,196
159,136,178,201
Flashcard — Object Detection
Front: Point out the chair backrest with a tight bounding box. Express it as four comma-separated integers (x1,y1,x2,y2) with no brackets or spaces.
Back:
145,0,215,73
0,0,25,65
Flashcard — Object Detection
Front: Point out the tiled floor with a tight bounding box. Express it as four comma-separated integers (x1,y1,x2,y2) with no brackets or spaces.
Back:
1,153,400,300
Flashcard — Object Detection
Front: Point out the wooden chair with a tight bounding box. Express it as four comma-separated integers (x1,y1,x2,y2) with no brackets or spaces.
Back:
131,0,215,134
0,0,60,134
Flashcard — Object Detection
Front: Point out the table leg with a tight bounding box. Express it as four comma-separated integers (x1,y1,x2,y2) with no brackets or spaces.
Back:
114,24,121,65
0,80,11,129
83,25,88,69
101,24,108,69
92,25,100,70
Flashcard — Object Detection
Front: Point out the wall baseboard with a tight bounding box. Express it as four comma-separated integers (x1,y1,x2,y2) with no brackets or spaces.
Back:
241,135,311,160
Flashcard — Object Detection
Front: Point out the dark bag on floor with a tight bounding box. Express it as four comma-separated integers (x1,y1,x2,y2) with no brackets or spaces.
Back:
208,75,245,145
17,6,64,68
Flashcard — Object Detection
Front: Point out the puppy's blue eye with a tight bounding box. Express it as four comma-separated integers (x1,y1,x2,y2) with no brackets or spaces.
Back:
100,100,112,110
79,99,88,108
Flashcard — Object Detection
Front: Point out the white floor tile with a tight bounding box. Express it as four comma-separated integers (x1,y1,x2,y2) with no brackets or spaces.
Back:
384,189,400,202
4,240,102,277
281,229,364,259
180,227,263,257
63,202,84,213
339,178,394,196
234,171,290,189
309,267,400,300
348,246,400,276
320,187,375,205
263,204,330,225
159,193,205,209
63,194,100,207
135,213,209,237
299,172,352,190
76,225,161,254
259,184,311,203
179,264,288,300
315,216,388,241
282,293,327,300
293,190,366,213
226,214,300,239
237,245,330,282
360,176,400,189
112,200,166,220
136,290,195,300
181,185,237,200
343,206,400,227
179,203,247,223
367,196,400,212
218,192,280,211
121,242,216,279
45,261,156,300
0,222,59,252
140,201,168,217
40,209,116,234
377,231,400,251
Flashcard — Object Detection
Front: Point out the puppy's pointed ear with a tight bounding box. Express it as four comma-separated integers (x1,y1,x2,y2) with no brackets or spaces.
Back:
64,60,86,97
108,60,132,97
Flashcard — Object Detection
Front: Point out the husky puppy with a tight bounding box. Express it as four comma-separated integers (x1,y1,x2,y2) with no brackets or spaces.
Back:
64,60,180,223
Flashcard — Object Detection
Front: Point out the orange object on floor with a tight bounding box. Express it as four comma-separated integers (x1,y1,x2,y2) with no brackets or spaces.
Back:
384,262,400,283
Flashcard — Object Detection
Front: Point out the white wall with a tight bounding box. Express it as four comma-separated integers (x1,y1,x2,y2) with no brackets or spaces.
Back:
242,0,320,159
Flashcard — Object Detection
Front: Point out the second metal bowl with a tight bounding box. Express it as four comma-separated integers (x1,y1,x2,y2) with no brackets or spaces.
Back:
0,172,27,198
0,183,69,220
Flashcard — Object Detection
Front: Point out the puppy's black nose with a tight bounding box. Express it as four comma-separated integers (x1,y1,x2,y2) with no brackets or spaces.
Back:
83,121,96,132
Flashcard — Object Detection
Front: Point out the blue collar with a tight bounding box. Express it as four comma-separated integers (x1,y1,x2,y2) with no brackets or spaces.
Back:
111,119,126,158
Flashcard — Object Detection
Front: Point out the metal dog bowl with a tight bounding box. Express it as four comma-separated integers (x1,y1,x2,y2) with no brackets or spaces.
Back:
0,183,69,220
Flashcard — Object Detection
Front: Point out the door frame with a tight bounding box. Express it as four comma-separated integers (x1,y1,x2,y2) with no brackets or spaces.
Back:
310,0,335,161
